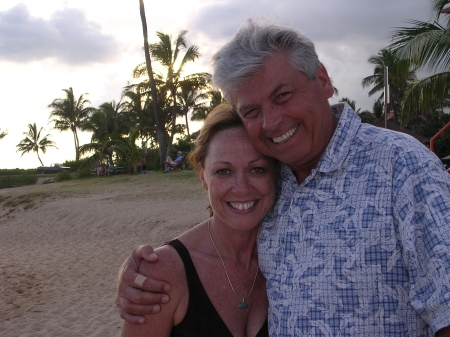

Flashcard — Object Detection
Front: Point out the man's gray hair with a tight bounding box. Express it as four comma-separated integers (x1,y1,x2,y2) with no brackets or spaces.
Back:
212,19,320,104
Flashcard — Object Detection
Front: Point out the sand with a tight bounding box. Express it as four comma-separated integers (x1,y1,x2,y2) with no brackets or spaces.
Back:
0,172,209,337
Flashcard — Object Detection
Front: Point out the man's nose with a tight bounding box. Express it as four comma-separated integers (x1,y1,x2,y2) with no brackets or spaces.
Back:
262,106,282,131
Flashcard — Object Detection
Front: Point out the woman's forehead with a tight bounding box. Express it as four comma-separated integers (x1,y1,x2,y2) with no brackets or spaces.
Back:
206,127,273,164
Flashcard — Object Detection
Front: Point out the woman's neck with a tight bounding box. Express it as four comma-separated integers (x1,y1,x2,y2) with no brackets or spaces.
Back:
208,217,258,268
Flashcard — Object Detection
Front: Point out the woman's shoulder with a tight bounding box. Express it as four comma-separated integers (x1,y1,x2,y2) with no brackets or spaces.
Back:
138,244,184,282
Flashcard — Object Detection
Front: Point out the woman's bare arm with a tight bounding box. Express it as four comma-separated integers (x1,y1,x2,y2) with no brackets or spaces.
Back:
121,245,187,337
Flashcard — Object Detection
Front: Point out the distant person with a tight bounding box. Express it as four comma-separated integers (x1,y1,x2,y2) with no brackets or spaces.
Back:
105,164,114,176
141,157,147,174
96,165,104,176
163,151,183,173
135,159,142,174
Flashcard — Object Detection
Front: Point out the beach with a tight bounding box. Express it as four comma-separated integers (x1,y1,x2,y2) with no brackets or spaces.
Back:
0,172,208,336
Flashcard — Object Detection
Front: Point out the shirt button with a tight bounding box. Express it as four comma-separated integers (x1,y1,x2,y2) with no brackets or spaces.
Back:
282,299,290,307
286,254,295,261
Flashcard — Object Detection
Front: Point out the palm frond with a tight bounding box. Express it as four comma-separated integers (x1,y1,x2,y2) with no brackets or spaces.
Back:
390,20,450,72
402,71,450,115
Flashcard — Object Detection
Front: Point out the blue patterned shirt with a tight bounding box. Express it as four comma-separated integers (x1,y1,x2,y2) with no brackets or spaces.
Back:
258,103,450,336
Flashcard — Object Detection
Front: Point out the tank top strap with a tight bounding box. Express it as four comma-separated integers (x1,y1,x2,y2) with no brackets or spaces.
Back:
164,239,204,290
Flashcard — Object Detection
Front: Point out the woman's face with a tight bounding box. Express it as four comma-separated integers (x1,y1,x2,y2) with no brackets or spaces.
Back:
200,126,277,232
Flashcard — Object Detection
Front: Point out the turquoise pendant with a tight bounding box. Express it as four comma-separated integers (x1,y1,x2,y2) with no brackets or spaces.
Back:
238,300,247,309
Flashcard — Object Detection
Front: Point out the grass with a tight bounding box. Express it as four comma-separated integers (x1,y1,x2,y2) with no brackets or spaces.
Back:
2,191,47,212
0,174,37,189
0,170,204,213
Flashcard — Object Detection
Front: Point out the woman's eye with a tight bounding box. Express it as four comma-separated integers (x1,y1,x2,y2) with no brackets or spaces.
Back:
216,169,230,175
252,167,265,174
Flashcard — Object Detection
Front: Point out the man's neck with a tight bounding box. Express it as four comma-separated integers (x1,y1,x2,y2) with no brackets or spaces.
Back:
294,169,312,184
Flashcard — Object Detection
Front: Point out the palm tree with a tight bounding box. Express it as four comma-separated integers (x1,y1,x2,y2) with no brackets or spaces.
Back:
177,73,211,137
122,86,161,147
340,97,361,113
111,128,142,174
191,89,226,122
373,99,384,119
48,87,95,161
138,0,167,168
16,123,57,166
150,31,200,154
79,101,126,168
134,30,201,155
390,0,450,114
0,128,7,140
362,48,417,124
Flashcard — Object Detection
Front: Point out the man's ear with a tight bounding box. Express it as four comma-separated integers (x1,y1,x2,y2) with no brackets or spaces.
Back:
317,63,334,99
199,163,208,190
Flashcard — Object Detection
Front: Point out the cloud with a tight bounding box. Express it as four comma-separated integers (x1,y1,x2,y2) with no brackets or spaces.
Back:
0,3,121,64
188,0,431,110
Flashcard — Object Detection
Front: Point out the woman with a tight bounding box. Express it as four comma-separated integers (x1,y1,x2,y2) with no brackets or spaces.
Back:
121,104,277,337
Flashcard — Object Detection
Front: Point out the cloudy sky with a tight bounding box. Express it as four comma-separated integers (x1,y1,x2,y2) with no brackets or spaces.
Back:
0,0,432,169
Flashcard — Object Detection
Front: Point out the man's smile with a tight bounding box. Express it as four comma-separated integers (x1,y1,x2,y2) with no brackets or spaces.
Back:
272,124,299,144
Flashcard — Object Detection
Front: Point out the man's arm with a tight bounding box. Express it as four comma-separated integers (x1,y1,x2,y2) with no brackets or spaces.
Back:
116,245,171,324
121,245,187,337
393,153,450,334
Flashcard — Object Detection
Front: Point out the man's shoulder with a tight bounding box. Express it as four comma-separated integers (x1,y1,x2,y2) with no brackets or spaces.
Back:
355,123,428,155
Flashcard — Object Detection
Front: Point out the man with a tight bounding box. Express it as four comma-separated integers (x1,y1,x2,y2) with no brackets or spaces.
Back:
164,151,183,172
117,19,450,336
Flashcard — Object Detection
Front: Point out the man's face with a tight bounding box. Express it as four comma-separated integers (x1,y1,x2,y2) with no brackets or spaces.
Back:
234,52,336,177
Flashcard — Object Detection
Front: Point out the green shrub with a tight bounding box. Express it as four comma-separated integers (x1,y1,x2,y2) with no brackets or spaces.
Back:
56,171,72,182
0,168,36,175
76,165,95,178
0,174,37,189
63,159,89,172
145,149,161,171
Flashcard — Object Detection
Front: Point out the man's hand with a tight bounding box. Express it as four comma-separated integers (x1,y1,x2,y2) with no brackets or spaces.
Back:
116,245,171,324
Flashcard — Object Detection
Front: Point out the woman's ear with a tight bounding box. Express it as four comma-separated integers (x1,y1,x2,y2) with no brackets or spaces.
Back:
199,163,208,190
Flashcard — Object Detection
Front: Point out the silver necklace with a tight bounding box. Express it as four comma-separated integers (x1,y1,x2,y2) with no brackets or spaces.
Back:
208,219,259,309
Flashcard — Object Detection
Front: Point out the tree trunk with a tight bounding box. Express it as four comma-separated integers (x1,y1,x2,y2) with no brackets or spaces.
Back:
37,152,44,166
72,129,79,161
167,92,178,156
185,110,190,137
139,0,167,169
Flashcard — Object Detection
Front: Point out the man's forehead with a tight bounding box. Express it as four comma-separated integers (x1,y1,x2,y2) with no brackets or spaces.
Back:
234,80,294,113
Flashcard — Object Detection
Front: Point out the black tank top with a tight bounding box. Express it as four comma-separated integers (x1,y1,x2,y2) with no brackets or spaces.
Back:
167,239,269,337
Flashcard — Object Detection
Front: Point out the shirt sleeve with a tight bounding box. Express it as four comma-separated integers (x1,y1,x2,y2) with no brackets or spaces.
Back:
393,150,450,333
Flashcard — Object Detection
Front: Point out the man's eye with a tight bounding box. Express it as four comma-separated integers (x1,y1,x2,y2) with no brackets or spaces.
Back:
276,92,291,102
243,108,259,119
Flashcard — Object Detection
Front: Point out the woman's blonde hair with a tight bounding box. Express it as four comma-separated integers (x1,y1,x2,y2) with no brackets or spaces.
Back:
187,103,243,172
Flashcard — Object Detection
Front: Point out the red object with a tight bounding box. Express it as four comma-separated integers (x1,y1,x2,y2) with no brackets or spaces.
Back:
430,122,450,152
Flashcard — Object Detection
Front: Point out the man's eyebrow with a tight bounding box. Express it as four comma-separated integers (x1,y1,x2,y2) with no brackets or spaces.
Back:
237,103,258,114
269,84,287,99
238,84,288,114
